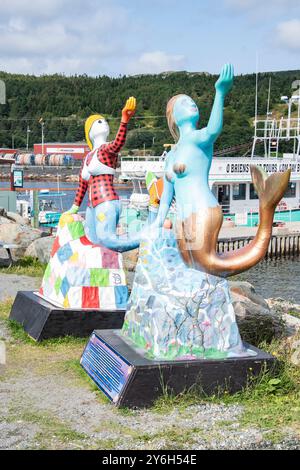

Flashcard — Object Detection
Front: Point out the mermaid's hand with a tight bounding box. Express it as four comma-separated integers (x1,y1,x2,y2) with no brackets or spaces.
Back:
215,64,234,96
122,96,136,123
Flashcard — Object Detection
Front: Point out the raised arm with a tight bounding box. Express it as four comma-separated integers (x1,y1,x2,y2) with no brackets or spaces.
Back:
199,64,234,147
105,97,136,154
105,121,127,154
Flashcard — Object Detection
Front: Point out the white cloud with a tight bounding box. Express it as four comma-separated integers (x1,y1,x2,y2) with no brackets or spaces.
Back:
276,19,300,51
127,50,186,75
0,0,68,18
0,0,133,75
0,24,74,57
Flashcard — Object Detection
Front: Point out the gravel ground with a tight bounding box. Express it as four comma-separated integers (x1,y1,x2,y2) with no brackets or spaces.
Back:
0,274,40,302
0,365,299,450
1,366,299,450
0,273,299,450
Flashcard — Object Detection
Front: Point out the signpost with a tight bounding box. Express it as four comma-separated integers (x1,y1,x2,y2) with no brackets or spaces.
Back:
12,169,23,189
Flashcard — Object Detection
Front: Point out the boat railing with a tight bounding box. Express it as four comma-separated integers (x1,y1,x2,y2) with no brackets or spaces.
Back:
255,118,300,139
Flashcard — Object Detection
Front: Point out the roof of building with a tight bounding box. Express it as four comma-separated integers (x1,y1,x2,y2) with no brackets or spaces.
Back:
34,142,88,146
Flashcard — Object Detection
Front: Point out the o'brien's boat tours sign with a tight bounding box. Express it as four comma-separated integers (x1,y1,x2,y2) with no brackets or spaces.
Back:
210,157,300,182
120,156,300,182
225,160,300,174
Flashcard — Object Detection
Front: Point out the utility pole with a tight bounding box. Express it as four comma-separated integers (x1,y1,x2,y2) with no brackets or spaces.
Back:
39,118,45,155
26,126,31,151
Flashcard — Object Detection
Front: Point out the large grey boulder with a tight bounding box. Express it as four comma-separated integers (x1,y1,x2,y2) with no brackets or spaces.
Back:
266,298,300,337
6,211,28,225
290,337,300,366
0,208,27,225
0,216,13,225
25,236,54,264
229,281,285,345
0,223,42,259
0,208,7,218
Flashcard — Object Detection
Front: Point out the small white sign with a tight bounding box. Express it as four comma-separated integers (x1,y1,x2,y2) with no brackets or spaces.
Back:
46,147,86,154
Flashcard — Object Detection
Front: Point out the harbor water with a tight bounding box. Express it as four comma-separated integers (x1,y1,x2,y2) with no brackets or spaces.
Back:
234,257,300,303
0,181,131,212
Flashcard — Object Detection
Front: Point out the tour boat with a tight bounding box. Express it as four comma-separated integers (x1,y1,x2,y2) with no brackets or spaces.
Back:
120,88,300,227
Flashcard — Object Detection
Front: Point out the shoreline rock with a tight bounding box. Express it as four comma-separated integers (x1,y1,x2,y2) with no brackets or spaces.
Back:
0,210,44,263
228,281,285,345
24,236,55,265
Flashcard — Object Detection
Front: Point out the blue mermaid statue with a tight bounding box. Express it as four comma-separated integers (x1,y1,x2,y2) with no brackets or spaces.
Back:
122,64,290,360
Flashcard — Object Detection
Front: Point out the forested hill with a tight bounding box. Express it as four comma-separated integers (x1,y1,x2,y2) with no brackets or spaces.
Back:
0,69,299,154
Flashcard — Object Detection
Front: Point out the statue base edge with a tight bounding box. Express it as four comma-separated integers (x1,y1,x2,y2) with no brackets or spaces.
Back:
81,329,277,408
9,291,126,342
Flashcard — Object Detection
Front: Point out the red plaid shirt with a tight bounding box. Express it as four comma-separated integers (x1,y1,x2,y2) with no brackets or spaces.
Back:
74,122,127,208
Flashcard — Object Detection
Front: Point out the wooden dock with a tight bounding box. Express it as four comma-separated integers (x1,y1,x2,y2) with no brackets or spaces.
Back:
217,233,300,258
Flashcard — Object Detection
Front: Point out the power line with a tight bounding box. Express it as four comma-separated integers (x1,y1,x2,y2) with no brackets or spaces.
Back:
0,115,166,122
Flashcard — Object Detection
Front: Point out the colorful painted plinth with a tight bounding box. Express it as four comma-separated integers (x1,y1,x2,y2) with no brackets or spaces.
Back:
122,228,256,360
40,213,128,310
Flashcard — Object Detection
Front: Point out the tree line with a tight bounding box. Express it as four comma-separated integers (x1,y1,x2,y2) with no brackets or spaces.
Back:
0,69,299,154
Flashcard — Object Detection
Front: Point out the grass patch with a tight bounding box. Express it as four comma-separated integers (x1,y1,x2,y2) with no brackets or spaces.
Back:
8,407,88,449
0,298,87,348
8,319,37,344
236,353,300,432
135,426,207,449
38,336,87,348
0,298,13,321
289,310,300,320
63,359,99,389
1,294,299,448
89,438,120,450
153,339,300,439
62,359,111,404
153,388,204,414
0,256,46,277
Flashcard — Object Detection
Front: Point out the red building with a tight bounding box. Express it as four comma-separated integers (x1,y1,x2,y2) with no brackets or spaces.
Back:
34,142,90,160
0,148,18,155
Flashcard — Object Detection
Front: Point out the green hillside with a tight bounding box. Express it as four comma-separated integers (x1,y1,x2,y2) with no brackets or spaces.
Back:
0,69,299,154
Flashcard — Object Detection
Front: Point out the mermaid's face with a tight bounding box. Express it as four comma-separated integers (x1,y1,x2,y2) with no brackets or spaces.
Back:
173,95,199,128
89,117,110,143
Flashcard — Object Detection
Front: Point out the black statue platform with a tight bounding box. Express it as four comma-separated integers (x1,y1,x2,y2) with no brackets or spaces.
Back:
80,329,276,408
9,291,126,342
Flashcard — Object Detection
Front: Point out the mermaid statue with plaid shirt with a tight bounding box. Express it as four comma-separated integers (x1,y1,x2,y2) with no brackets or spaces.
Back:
65,97,139,252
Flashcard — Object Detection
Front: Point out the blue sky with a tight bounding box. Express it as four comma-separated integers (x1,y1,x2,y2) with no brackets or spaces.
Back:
0,0,299,76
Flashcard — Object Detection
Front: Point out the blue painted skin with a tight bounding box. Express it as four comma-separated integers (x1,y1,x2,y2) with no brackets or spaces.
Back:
85,201,121,248
85,201,144,252
155,64,234,225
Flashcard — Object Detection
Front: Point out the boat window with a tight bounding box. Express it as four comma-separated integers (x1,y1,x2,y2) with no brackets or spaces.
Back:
250,183,259,200
232,183,246,200
284,182,296,198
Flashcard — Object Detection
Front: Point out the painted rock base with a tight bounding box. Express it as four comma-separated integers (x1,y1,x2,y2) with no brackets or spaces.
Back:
9,291,126,341
123,230,254,360
40,213,128,310
81,329,276,408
